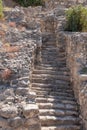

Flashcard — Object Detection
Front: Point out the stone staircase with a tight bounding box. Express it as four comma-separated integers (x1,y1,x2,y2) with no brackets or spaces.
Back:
31,32,81,130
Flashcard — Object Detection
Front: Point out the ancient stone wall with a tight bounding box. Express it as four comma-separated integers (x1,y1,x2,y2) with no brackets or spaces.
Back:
44,0,87,9
56,32,87,130
0,7,42,130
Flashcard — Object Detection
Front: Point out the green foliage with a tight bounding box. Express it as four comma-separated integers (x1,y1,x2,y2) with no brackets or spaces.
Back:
65,5,87,32
16,0,43,7
80,67,87,74
0,0,4,18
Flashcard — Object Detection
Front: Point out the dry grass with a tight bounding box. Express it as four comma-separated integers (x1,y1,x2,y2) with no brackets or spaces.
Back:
0,68,12,80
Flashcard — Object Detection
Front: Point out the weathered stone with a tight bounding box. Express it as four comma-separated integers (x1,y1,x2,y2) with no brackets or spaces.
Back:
0,117,8,127
24,117,40,127
23,104,39,118
58,32,87,130
28,91,36,100
0,106,18,118
28,124,41,130
8,117,23,128
15,87,29,95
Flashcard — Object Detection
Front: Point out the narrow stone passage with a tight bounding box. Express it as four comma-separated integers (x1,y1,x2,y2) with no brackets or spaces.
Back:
31,31,81,130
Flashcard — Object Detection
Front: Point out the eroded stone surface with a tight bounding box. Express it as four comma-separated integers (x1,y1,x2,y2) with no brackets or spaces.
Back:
0,6,41,130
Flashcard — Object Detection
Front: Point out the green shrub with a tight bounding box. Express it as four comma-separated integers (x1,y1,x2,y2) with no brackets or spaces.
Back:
0,0,4,18
80,67,87,74
16,0,43,7
65,5,87,32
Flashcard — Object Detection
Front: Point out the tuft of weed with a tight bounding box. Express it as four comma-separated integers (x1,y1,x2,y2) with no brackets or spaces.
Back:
65,5,87,32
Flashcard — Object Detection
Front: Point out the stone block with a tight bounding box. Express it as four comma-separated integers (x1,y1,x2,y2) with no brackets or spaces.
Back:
0,106,18,118
8,117,23,128
24,117,40,127
0,117,8,128
23,104,39,118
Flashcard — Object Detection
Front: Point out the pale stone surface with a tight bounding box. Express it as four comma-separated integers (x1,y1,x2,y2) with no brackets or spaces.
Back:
8,117,23,128
0,117,8,128
23,104,39,118
24,117,40,127
1,0,87,129
56,32,87,130
0,106,18,118
0,6,41,130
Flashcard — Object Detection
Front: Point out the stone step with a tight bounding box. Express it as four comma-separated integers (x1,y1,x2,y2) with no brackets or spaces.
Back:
32,74,70,81
42,46,58,49
40,116,80,126
39,109,78,117
42,37,56,43
41,62,66,66
40,62,65,65
37,95,76,101
33,69,70,75
42,49,66,54
36,66,69,71
41,51,66,55
41,46,65,50
37,103,78,111
43,45,58,48
32,78,70,84
39,63,66,67
36,97,76,105
42,51,65,55
32,87,73,93
41,125,80,130
41,53,65,56
41,57,66,61
41,48,65,52
33,90,74,98
41,49,66,55
32,83,71,89
41,55,66,60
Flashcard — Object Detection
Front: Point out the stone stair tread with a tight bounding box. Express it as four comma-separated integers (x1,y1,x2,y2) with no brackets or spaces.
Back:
37,102,77,110
41,125,80,130
32,77,70,82
33,69,70,75
32,87,73,93
42,56,66,62
39,109,78,116
33,90,74,97
32,83,70,88
36,66,69,71
32,74,70,81
32,78,70,85
42,52,65,56
36,97,76,105
40,63,66,67
40,115,80,126
32,87,72,92
41,60,66,64
37,95,76,101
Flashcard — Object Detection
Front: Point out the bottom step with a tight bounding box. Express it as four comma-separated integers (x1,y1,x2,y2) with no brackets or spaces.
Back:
42,125,80,130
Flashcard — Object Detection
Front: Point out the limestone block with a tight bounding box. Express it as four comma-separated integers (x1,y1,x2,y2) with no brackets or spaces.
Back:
24,117,40,127
28,91,36,100
23,104,39,118
28,124,41,130
8,117,23,128
15,87,29,95
0,117,8,128
0,106,18,118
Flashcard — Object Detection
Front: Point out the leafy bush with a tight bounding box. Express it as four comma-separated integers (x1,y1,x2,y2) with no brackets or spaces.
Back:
65,5,87,32
0,0,4,18
80,67,87,74
16,0,43,7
